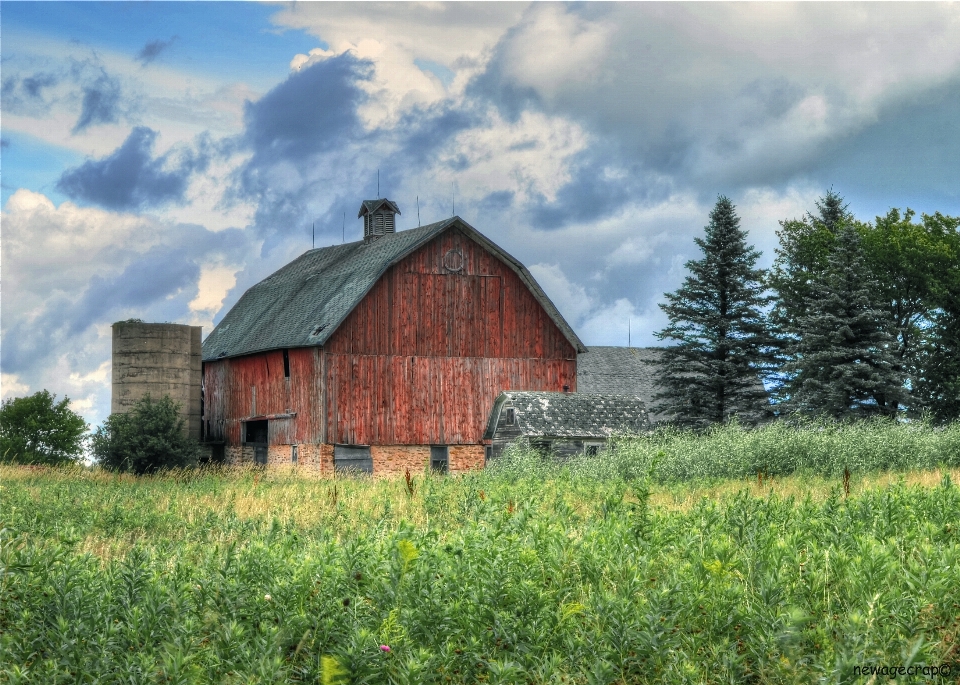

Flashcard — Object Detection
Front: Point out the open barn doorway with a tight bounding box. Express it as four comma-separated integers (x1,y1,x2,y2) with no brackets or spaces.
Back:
245,420,268,465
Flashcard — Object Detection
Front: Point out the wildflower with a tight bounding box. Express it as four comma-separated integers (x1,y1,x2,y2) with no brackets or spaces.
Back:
380,645,391,653
264,593,272,601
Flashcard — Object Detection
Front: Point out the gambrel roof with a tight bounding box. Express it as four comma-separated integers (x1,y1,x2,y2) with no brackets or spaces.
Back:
202,217,586,361
483,391,650,440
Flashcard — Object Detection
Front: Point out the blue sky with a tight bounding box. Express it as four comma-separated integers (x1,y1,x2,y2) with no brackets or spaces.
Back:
3,2,960,427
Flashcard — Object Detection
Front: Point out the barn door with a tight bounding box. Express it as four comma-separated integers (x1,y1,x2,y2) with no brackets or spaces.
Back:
245,419,268,466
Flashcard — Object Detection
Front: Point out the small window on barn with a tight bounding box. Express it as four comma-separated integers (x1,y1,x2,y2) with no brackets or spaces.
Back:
334,445,372,475
585,443,601,457
430,445,449,474
504,407,515,426
485,445,492,463
283,349,290,378
291,444,298,464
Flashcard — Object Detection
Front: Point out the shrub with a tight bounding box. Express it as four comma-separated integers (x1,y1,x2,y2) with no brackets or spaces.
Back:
92,395,199,474
0,390,88,465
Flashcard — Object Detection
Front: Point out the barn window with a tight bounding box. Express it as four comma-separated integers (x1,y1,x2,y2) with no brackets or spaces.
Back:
334,445,372,475
485,445,492,463
504,407,515,426
443,249,464,272
585,443,602,457
283,349,290,378
430,445,449,474
291,444,298,464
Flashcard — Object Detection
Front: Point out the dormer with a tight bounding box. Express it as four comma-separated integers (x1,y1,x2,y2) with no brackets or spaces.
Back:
358,198,401,243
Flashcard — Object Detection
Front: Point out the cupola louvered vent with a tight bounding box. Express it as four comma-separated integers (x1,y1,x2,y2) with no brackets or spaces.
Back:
358,198,401,243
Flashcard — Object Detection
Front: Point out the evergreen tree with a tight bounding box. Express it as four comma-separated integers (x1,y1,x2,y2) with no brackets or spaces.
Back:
780,226,906,419
650,196,778,428
768,189,853,343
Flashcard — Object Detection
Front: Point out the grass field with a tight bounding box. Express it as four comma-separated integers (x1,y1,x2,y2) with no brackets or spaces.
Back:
2,421,960,684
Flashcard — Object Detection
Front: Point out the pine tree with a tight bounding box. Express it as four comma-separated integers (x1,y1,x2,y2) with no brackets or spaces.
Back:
768,189,853,342
780,225,906,419
650,196,778,428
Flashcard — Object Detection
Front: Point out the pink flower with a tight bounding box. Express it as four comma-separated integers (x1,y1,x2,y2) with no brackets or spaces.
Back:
380,645,391,653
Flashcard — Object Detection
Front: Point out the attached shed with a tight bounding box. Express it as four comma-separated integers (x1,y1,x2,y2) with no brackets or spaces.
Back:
201,201,585,474
483,391,651,460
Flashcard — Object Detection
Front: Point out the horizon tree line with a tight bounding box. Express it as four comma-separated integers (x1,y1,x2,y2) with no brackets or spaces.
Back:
651,191,960,426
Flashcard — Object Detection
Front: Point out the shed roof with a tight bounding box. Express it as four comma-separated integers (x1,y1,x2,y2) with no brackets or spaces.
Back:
202,217,586,361
483,391,650,440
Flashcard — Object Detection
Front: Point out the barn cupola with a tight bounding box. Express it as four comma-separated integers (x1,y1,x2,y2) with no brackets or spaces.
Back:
358,198,401,243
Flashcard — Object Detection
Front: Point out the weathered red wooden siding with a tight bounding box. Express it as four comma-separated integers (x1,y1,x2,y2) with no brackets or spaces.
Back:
203,347,323,445
324,228,577,445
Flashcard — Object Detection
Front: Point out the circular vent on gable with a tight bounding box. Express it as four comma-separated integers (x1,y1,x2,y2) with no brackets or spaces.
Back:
443,249,464,272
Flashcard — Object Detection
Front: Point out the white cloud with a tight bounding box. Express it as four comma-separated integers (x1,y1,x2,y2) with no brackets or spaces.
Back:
421,108,588,206
499,4,612,100
271,3,526,128
189,264,239,315
1,374,31,400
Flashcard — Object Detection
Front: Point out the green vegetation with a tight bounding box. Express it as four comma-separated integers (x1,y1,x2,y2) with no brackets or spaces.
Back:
660,189,959,425
0,390,88,466
91,395,200,474
3,421,960,684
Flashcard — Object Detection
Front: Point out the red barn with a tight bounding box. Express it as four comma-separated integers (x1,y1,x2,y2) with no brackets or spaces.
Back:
201,199,584,474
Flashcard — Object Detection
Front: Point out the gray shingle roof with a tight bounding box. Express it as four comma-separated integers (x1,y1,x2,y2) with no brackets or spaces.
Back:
577,346,670,422
202,217,585,361
577,346,770,424
483,391,650,440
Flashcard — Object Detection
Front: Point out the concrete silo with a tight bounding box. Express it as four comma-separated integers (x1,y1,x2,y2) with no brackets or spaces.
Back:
111,321,202,441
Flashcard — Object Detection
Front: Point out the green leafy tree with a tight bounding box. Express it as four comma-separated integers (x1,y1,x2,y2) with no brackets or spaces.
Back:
0,390,88,465
651,196,778,428
92,394,199,474
910,217,960,423
860,209,960,416
779,226,906,419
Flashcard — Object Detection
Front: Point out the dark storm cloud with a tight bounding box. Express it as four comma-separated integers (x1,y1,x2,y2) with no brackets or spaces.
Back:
394,105,478,167
242,54,372,166
136,36,178,65
73,71,121,132
231,53,381,254
57,127,207,210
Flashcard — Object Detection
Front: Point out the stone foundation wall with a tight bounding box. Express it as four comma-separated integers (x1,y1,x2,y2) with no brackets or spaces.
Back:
218,443,483,476
370,445,430,474
449,445,485,473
